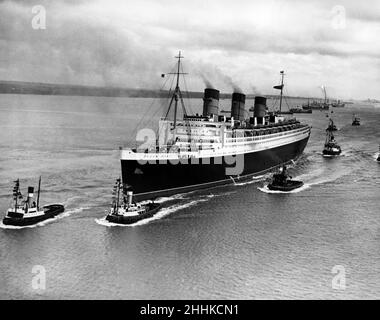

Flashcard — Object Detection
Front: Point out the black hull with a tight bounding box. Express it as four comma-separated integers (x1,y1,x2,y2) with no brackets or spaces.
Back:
2,204,65,226
268,180,304,191
322,149,342,157
290,109,312,114
302,106,329,111
322,149,341,156
106,203,161,225
121,136,310,201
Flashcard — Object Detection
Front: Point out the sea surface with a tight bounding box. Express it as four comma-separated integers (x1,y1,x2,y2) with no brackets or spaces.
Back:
0,94,379,299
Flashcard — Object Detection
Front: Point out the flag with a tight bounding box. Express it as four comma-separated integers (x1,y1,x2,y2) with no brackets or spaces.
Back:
273,85,284,90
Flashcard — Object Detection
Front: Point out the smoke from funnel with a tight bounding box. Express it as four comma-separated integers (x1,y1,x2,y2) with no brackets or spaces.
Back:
224,74,242,93
251,85,261,95
200,74,214,89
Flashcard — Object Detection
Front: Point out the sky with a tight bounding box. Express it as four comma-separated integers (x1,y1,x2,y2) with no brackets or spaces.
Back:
0,0,379,99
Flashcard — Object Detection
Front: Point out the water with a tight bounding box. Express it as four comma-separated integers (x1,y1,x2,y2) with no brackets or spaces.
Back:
0,94,379,299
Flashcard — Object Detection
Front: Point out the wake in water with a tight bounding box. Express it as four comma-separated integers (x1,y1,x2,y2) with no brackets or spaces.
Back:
95,190,237,227
0,207,86,230
149,193,187,204
257,163,354,194
95,199,208,227
233,174,271,186
258,184,310,194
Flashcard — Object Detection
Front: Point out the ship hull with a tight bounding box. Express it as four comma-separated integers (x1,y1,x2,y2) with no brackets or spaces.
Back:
105,203,162,225
121,136,310,202
2,204,64,226
268,180,304,191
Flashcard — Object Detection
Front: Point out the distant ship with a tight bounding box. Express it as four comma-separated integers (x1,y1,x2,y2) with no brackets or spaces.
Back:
289,107,312,114
352,114,361,126
120,53,311,201
302,87,331,110
2,177,64,226
302,100,330,110
323,125,342,157
331,100,345,108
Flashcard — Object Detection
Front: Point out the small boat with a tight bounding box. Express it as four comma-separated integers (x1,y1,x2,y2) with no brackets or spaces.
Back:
105,178,161,225
289,107,312,114
302,87,330,110
267,165,304,191
377,145,380,162
331,100,345,108
2,177,64,227
327,118,338,131
352,114,360,126
323,125,341,157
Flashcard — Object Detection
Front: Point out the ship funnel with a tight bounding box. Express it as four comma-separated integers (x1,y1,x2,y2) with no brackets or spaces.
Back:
27,186,34,207
253,96,267,125
254,96,267,117
231,92,246,121
202,88,219,116
27,187,34,197
127,191,133,206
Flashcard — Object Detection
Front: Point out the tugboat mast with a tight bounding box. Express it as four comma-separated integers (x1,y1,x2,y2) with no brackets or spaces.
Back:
37,176,41,210
13,179,20,210
116,178,121,214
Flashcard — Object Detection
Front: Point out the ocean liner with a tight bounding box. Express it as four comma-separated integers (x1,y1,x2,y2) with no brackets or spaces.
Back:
120,52,311,201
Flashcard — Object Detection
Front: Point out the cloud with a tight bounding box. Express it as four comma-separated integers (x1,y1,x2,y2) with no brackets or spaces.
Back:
0,0,379,99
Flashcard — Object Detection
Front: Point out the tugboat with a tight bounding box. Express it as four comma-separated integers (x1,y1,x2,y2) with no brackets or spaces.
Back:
267,165,304,191
352,114,361,126
2,177,65,226
105,178,161,225
327,118,338,131
322,125,342,157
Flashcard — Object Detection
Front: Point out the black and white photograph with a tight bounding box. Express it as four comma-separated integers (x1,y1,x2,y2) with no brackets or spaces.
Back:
0,0,379,302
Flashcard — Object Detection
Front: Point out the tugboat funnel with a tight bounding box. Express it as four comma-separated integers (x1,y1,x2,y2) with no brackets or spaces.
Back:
27,186,34,206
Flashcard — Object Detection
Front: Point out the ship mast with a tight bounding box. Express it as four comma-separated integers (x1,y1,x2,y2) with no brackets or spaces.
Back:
279,71,285,113
111,179,121,214
116,178,121,214
274,71,285,113
37,176,41,210
325,124,333,145
13,179,20,210
165,51,188,133
322,86,327,104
